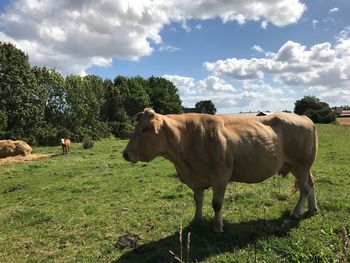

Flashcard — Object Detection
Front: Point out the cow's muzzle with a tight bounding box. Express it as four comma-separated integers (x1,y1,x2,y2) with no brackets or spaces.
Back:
122,151,130,161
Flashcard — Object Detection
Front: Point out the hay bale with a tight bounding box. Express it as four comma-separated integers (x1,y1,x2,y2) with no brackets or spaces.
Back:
0,140,32,158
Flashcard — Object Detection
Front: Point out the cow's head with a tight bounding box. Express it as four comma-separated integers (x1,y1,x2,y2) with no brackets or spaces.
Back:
122,108,165,163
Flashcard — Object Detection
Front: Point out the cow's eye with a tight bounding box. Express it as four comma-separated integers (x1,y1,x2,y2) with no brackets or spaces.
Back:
141,127,151,133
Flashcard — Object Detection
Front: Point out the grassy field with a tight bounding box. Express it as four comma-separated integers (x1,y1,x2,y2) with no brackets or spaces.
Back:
0,124,350,262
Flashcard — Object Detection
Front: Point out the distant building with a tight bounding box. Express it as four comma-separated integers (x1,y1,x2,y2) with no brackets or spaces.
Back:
223,111,272,117
334,107,350,117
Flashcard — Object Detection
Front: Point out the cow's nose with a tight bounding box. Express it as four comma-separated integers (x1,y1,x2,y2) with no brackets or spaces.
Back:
122,151,129,161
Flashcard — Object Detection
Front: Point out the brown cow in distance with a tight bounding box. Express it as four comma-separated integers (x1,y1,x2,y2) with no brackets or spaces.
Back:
61,139,71,155
123,108,318,232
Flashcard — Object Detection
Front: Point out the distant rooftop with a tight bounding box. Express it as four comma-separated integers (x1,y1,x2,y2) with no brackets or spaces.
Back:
334,107,350,117
221,111,272,117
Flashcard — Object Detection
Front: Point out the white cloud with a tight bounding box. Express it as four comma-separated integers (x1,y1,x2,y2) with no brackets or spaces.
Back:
203,58,265,80
0,0,306,74
163,74,288,112
261,21,268,29
275,41,306,62
202,30,350,108
198,76,235,92
252,45,264,53
320,90,350,106
158,45,181,53
204,37,348,90
162,74,197,97
329,7,339,13
312,19,319,29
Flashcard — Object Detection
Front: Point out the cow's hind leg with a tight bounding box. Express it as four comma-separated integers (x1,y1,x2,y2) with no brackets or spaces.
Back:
290,168,315,218
211,183,226,232
306,172,317,216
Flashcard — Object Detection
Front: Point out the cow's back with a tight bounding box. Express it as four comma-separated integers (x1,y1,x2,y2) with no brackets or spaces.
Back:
219,113,317,183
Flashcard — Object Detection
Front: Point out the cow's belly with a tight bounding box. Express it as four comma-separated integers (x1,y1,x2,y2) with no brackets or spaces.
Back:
231,160,281,183
230,141,283,183
173,164,211,189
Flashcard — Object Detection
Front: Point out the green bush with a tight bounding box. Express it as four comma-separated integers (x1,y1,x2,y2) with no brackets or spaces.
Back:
73,127,93,142
108,120,134,139
294,96,336,123
82,137,94,149
33,123,58,146
91,121,111,140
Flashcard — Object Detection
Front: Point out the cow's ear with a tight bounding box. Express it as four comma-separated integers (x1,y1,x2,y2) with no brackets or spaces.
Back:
153,115,163,134
144,108,156,119
153,119,160,134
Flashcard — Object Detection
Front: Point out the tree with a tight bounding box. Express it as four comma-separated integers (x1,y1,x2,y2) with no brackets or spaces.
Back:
0,110,7,137
0,43,186,143
147,76,182,114
65,74,109,140
121,77,152,117
0,42,45,144
195,100,217,115
32,67,66,126
294,96,336,123
102,79,133,138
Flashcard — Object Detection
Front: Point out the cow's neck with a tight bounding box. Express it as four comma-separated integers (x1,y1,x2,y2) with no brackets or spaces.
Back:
160,115,206,188
161,115,189,165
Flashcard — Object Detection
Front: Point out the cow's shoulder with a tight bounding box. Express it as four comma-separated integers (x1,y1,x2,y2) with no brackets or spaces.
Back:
170,113,225,129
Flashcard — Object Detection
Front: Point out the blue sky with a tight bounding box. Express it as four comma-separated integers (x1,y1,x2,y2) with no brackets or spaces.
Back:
1,0,350,113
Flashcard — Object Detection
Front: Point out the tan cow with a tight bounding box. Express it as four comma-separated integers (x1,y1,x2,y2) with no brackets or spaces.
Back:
61,139,71,155
123,108,317,232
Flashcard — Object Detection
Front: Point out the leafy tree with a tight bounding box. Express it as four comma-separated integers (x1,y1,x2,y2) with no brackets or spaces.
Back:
121,77,152,117
102,79,133,138
0,43,187,143
65,74,109,140
0,110,7,137
0,42,45,144
147,76,182,114
195,100,217,115
103,79,121,122
294,96,336,123
32,67,66,127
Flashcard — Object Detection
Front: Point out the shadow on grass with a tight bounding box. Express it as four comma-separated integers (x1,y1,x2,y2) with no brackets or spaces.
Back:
113,210,300,263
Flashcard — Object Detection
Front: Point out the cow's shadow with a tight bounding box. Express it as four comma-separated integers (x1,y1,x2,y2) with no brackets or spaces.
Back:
113,210,300,263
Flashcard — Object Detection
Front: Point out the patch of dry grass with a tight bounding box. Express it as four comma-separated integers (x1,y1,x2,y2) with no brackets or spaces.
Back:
0,153,55,164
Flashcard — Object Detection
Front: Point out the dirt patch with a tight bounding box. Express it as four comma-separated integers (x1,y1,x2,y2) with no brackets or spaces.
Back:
115,233,141,250
337,117,350,125
0,153,55,164
2,184,24,194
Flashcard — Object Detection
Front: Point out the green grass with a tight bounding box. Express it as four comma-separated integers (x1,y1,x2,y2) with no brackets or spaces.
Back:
1,124,350,262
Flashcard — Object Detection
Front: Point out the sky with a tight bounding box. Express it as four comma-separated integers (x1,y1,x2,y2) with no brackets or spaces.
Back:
1,0,350,113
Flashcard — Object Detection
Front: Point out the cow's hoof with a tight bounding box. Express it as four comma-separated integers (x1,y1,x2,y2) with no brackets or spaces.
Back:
213,226,224,233
289,211,300,219
303,208,318,218
193,215,203,221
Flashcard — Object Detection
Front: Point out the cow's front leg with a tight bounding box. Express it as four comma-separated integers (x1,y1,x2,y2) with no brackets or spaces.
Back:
193,189,204,220
212,184,226,232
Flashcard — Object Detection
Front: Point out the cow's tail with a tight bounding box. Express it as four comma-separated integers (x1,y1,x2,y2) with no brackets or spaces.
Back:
291,180,299,195
311,124,318,165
